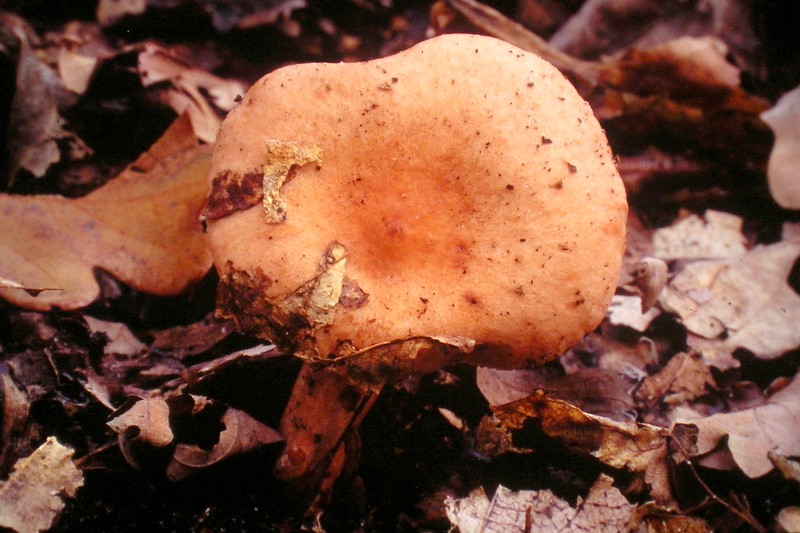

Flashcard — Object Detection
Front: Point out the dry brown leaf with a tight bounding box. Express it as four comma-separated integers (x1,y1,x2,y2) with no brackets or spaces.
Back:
151,315,235,360
607,295,661,331
634,352,716,407
444,474,636,533
83,315,146,356
108,394,283,479
444,0,771,167
653,210,747,261
761,84,800,209
96,0,146,26
0,437,83,533
108,396,174,470
563,332,657,383
673,373,800,478
166,401,284,481
493,390,672,504
97,0,306,32
0,373,30,475
57,47,98,94
660,222,800,359
0,114,213,311
138,45,247,143
628,502,712,533
477,367,635,421
548,0,759,76
777,507,800,533
1,13,90,185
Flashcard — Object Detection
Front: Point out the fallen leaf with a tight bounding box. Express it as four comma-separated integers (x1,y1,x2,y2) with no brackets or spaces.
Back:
607,295,661,331
777,507,800,533
673,373,800,478
138,44,247,143
96,0,146,26
660,222,800,359
477,366,635,421
563,332,657,383
198,0,307,33
0,437,83,533
83,315,146,356
0,373,30,475
653,210,747,261
96,0,307,32
166,399,284,481
548,0,760,78
108,394,284,480
1,13,90,186
184,343,279,387
628,502,712,533
493,389,672,504
151,315,235,360
57,47,98,94
619,256,668,312
0,114,213,311
108,396,174,470
444,474,636,533
634,352,716,406
769,450,800,483
761,84,800,209
444,0,771,168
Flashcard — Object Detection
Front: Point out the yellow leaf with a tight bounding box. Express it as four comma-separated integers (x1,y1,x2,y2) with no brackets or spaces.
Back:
0,114,213,310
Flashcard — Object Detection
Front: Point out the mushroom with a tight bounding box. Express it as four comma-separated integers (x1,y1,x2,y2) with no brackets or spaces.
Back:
203,34,627,482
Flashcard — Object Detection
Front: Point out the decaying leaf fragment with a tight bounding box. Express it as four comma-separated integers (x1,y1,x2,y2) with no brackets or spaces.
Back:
673,373,800,478
203,140,322,220
216,241,348,358
0,114,213,311
107,394,283,480
261,140,323,223
166,397,284,481
660,222,800,359
1,13,90,186
493,389,672,504
653,210,747,261
634,352,716,406
138,44,248,143
444,474,636,533
0,437,83,533
761,84,800,209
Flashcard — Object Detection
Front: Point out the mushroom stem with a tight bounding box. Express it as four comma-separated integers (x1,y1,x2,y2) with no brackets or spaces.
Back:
274,363,379,484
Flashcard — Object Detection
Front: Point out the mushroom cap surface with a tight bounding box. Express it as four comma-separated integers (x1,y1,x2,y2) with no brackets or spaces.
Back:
205,33,627,368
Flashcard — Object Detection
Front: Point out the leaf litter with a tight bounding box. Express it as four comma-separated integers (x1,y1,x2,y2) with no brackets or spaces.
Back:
0,1,799,531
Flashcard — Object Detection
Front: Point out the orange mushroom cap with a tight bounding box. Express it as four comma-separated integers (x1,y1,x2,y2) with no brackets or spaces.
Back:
204,33,627,370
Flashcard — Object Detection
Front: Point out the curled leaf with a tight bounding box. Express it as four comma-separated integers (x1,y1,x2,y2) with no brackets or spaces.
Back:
167,402,283,481
493,389,671,504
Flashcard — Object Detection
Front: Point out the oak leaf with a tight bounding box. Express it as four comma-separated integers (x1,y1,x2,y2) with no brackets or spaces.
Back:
673,373,800,478
492,389,672,504
660,222,800,359
445,474,636,533
0,114,213,311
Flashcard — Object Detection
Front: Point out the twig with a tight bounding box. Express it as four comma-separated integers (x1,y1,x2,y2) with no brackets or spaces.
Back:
672,437,767,532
